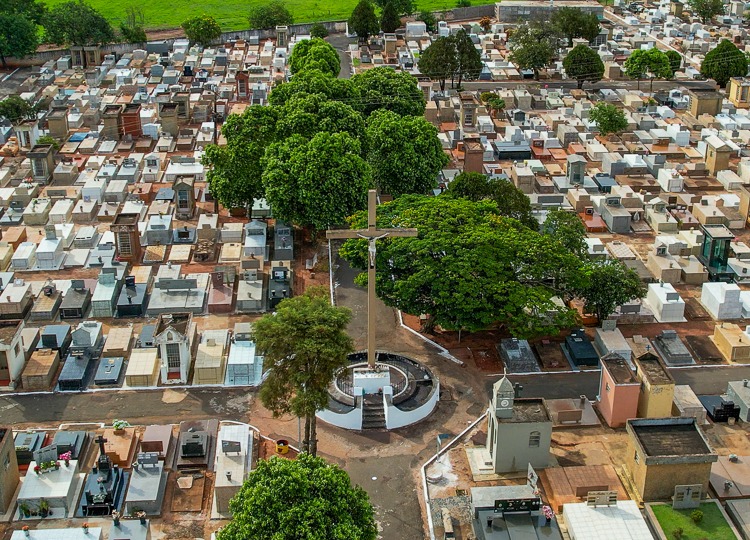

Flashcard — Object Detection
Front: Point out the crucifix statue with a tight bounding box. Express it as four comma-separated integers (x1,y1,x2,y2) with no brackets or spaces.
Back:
94,435,107,457
327,190,417,369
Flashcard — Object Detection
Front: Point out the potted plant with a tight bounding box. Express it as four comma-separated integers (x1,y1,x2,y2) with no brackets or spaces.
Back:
112,510,121,527
19,502,30,518
136,510,147,525
542,505,553,523
82,522,89,533
54,461,60,470
112,419,130,433
38,499,49,518
59,451,71,467
33,465,40,475
22,525,30,537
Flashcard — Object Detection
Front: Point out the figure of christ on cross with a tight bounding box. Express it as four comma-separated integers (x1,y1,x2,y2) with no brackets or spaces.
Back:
326,190,418,369
94,435,108,457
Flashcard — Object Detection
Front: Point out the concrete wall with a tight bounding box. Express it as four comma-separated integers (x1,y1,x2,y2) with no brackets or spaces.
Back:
0,430,19,514
488,412,552,473
628,454,713,501
316,398,363,430
383,382,439,430
598,365,639,428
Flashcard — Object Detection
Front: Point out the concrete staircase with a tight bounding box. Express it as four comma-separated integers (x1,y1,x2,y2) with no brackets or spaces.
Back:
362,395,386,430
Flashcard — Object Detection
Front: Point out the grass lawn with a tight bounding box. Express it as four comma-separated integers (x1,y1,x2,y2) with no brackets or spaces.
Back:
42,0,497,31
651,503,738,540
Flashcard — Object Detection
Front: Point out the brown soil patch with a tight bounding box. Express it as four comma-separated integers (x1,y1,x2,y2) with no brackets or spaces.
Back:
170,473,207,512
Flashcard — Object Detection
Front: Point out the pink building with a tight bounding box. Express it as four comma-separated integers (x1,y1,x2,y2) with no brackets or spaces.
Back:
598,353,640,428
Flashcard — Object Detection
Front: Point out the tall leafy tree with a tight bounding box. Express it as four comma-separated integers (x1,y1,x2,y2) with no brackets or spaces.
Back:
340,196,581,338
551,7,601,46
0,13,39,68
269,69,359,106
309,23,329,38
202,105,279,211
251,288,355,457
688,0,725,24
351,67,425,116
373,0,413,15
119,6,147,44
0,95,40,125
277,93,365,142
43,0,115,59
417,10,437,32
543,209,587,259
380,1,401,33
348,0,380,41
218,455,376,540
666,50,682,76
181,15,222,47
262,132,371,231
589,102,628,136
563,44,604,88
701,39,748,87
248,1,293,29
289,37,340,77
573,260,645,323
508,22,560,79
454,29,482,87
445,172,537,230
623,48,672,91
418,36,457,92
366,110,448,196
0,0,46,24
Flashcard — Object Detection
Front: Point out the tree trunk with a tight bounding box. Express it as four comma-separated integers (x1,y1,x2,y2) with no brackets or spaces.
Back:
650,77,654,93
302,415,311,453
439,78,445,92
308,415,318,457
0,54,6,70
533,68,539,80
578,78,584,89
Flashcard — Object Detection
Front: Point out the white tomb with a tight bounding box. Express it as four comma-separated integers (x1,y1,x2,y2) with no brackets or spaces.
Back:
645,283,686,323
701,282,743,320
11,528,102,540
16,460,81,517
352,367,391,394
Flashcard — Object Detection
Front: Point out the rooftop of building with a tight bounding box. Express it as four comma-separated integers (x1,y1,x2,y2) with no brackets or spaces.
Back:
629,418,712,457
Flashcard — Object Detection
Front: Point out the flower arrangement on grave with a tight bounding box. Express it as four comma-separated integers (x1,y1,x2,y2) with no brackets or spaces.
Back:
135,510,147,524
97,475,106,483
542,505,553,522
82,522,89,532
33,465,40,474
112,510,121,526
112,419,130,432
22,525,30,537
59,451,72,466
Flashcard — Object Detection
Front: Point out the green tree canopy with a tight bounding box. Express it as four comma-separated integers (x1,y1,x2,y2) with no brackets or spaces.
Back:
181,15,221,47
278,93,365,142
349,0,380,41
562,44,604,89
666,50,682,76
418,36,458,92
0,95,39,124
351,67,426,116
380,1,401,32
262,132,371,231
366,110,448,196
202,105,279,210
340,196,581,337
701,39,748,87
36,134,61,151
445,172,538,230
623,48,672,91
508,22,561,79
573,260,645,322
551,7,601,46
373,0,413,15
688,0,725,24
269,69,359,106
0,0,46,24
456,0,471,7
119,7,147,44
248,1,293,29
417,10,437,32
43,0,115,51
289,37,341,77
453,29,482,87
217,454,376,540
0,13,38,68
542,209,587,258
251,287,355,457
589,102,628,136
309,22,329,38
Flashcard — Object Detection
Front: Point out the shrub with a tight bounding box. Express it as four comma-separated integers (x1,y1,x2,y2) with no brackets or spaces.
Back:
673,528,684,540
691,509,704,523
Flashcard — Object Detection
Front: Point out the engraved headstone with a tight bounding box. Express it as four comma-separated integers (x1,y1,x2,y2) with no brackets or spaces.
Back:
586,491,618,507
673,484,702,509
33,444,59,465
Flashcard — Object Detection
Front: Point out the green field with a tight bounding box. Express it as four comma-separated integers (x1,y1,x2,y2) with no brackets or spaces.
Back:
42,0,496,31
651,503,738,540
